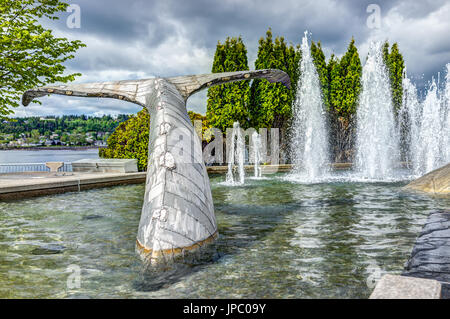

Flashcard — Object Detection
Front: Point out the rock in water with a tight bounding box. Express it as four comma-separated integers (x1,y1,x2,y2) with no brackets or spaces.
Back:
404,163,450,195
82,214,104,220
31,244,66,255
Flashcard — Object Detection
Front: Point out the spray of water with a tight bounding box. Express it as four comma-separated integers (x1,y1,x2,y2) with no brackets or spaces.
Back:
226,122,245,185
442,63,450,166
398,74,422,174
416,79,443,174
355,42,400,180
289,31,330,182
252,131,262,178
395,63,450,176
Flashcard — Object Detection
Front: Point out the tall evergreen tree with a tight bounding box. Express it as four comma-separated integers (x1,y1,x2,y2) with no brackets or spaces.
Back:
382,41,390,68
310,41,329,108
327,38,362,162
388,43,405,111
250,28,301,131
328,54,342,112
382,41,405,112
339,38,362,116
206,37,250,131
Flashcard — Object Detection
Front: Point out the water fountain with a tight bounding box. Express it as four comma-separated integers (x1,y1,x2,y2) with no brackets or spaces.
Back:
22,69,291,262
252,131,262,178
226,122,245,185
289,31,330,182
398,74,422,174
441,63,450,166
416,79,443,174
399,64,450,176
355,41,400,180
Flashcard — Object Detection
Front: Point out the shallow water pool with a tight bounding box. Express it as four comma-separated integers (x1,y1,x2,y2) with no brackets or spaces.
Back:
0,172,448,298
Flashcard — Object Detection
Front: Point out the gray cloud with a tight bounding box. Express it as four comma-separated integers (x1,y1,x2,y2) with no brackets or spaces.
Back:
13,0,450,117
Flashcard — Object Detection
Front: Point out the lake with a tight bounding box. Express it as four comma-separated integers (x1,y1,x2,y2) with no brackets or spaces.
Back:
0,149,100,164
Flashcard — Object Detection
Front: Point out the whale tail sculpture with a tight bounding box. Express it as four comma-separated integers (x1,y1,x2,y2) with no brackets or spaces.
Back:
22,69,291,263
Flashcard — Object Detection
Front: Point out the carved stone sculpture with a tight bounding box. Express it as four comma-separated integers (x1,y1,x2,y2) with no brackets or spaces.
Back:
22,69,291,262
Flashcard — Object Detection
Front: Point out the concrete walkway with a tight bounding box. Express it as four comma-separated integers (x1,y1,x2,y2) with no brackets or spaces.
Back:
0,163,354,200
0,171,146,200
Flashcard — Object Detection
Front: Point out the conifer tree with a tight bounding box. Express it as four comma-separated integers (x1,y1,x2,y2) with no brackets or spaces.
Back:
387,43,405,111
249,28,301,131
382,41,390,68
344,41,362,114
328,54,342,112
206,37,251,131
328,38,362,162
382,42,405,112
310,41,329,108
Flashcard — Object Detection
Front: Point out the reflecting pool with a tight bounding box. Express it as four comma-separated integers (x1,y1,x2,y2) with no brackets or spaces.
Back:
0,172,448,298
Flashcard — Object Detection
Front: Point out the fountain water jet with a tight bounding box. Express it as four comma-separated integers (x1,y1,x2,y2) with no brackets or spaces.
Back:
398,74,422,174
397,64,450,177
355,41,400,180
252,131,262,178
416,79,442,174
289,31,330,182
442,63,450,166
226,122,245,185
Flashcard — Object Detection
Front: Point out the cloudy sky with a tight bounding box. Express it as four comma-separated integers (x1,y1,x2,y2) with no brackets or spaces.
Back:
13,0,450,117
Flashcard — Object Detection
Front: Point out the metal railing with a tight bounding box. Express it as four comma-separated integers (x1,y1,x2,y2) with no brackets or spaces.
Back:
0,162,73,174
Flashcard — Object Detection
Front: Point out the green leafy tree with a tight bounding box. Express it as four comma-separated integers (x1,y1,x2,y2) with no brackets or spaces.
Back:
250,28,301,131
0,0,85,118
0,114,128,136
206,36,250,131
60,133,68,143
30,129,40,143
99,109,150,171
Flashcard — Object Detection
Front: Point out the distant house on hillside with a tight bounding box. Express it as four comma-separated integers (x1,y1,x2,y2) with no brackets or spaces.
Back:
94,140,106,147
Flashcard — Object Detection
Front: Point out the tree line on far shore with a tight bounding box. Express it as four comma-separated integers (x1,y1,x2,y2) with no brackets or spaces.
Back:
100,28,405,169
0,114,130,147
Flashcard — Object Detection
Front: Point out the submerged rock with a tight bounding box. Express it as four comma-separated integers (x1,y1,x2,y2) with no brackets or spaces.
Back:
31,244,66,255
82,214,104,221
404,163,450,195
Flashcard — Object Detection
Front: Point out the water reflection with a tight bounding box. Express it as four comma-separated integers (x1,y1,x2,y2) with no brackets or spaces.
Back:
0,173,448,298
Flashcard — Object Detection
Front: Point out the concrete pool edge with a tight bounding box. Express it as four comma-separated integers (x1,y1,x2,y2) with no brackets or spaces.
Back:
0,172,147,200
0,162,424,200
0,165,295,200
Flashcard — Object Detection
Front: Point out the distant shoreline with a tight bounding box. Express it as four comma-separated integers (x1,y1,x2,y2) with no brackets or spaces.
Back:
0,146,104,151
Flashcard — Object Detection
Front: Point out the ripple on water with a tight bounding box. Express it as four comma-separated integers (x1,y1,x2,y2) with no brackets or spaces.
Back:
0,172,448,298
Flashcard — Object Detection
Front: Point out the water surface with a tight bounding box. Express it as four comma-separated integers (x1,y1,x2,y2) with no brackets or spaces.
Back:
0,172,448,298
0,149,99,164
